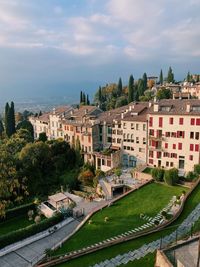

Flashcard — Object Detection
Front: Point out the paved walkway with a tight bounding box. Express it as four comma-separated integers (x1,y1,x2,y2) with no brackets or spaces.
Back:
91,202,200,267
0,219,80,267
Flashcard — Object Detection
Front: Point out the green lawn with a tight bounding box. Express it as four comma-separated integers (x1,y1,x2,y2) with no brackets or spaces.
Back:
55,182,200,267
53,183,186,258
0,214,34,236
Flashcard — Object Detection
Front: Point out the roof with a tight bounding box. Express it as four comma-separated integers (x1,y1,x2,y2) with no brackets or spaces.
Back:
48,192,68,202
50,106,73,116
149,99,200,115
70,105,102,118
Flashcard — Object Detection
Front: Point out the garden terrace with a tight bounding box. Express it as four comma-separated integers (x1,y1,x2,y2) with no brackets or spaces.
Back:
51,181,200,267
51,182,186,259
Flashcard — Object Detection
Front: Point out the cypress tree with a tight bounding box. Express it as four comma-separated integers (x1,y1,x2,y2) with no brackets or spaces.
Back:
86,94,90,105
0,119,4,137
167,66,174,83
117,77,122,97
5,102,9,137
143,73,147,90
98,86,102,103
128,74,134,103
82,92,86,105
159,69,163,85
80,91,83,103
10,101,16,135
138,79,145,97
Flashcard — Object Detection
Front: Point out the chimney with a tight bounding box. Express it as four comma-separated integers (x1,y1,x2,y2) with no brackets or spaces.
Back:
85,109,88,114
154,103,159,112
121,113,124,119
129,106,132,111
149,102,152,108
186,103,191,112
70,110,74,115
53,108,56,115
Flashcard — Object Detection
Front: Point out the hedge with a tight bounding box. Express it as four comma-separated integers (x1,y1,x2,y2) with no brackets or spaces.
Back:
0,203,36,223
0,213,64,249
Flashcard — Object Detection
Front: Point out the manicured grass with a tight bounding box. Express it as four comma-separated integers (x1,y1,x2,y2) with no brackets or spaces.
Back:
0,214,34,236
142,167,152,174
54,182,186,257
56,182,200,267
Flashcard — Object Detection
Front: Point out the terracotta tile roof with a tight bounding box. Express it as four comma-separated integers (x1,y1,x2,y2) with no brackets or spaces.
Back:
149,99,200,115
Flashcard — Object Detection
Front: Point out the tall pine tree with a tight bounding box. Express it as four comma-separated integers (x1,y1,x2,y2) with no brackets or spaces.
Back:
86,94,90,105
10,101,16,135
0,119,4,137
128,75,134,103
117,77,122,97
159,69,163,85
80,91,83,103
82,93,86,105
143,73,147,90
167,66,174,83
138,79,145,97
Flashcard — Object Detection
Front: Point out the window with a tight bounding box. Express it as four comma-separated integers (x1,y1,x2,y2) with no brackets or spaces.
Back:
143,138,146,144
149,151,154,158
112,138,116,143
190,132,194,139
131,123,134,129
159,117,163,127
143,124,146,131
173,144,176,149
149,117,153,127
195,144,199,152
165,132,170,137
179,118,184,125
149,129,154,136
191,118,195,125
195,132,199,140
166,162,169,167
139,148,145,153
117,138,121,144
136,137,139,144
197,119,200,125
136,124,139,130
149,159,153,164
189,155,193,161
190,144,194,151
169,117,173,124
88,136,91,143
123,123,126,129
178,143,182,150
170,162,174,167
165,143,168,149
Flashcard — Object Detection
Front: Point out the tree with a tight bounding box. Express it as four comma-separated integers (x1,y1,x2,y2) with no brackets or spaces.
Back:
82,93,86,105
78,170,94,186
117,78,122,97
167,66,174,83
98,86,102,103
164,168,178,185
0,119,4,137
187,71,191,82
38,132,47,142
151,168,164,181
128,75,134,103
86,94,90,105
80,91,83,104
39,111,42,116
115,96,128,108
156,88,172,100
137,79,145,97
143,73,147,90
159,69,163,85
16,120,34,139
10,101,16,135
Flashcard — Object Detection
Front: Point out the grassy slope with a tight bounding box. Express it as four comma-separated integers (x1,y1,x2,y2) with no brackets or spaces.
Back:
51,183,186,264
56,183,200,267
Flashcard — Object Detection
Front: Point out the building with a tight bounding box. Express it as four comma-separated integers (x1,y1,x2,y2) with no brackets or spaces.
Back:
148,99,200,175
30,99,200,175
181,82,200,99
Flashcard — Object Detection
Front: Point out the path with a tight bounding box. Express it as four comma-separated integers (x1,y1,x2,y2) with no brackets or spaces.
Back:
91,202,200,267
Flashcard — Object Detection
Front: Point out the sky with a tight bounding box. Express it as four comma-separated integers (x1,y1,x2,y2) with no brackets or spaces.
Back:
0,0,200,102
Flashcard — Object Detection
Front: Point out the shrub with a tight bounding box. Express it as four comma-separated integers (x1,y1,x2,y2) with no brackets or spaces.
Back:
114,168,122,178
78,170,94,186
34,215,41,224
28,210,34,220
164,168,179,186
0,213,63,249
151,168,164,181
0,203,36,222
194,164,200,175
161,211,167,218
186,171,198,181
